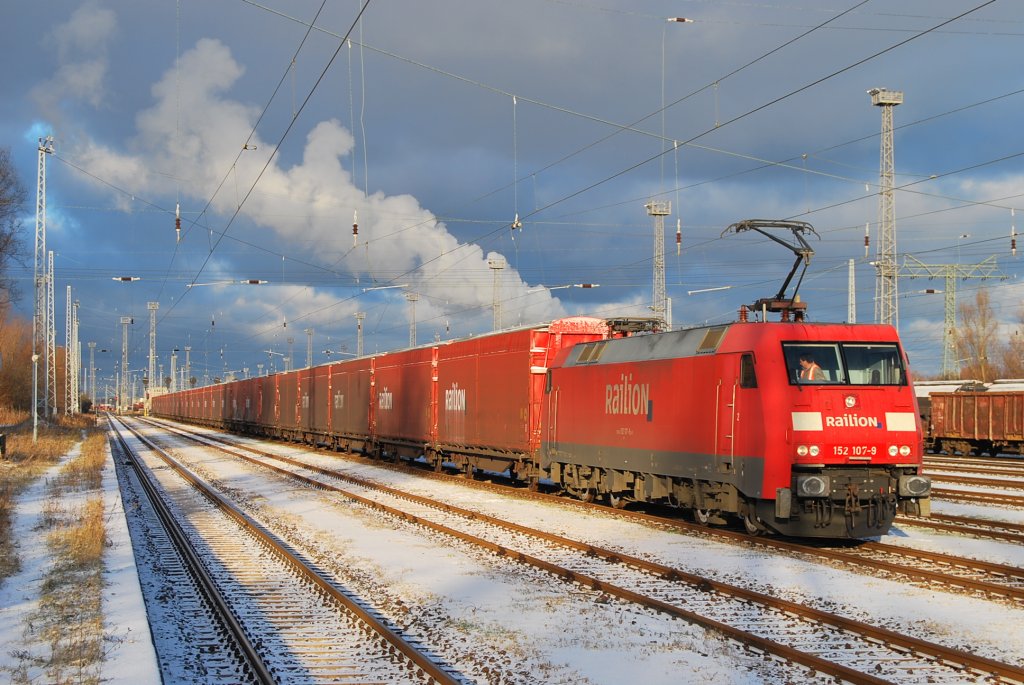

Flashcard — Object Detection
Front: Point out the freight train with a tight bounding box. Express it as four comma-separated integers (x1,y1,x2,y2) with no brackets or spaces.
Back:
917,379,1024,456
151,312,931,538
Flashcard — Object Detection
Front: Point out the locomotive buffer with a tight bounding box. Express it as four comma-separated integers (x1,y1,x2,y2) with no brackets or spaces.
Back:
722,219,820,319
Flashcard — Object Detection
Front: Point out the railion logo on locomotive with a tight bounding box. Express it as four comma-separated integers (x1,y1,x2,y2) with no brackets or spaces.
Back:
825,413,880,428
445,383,466,412
605,373,650,416
378,388,393,410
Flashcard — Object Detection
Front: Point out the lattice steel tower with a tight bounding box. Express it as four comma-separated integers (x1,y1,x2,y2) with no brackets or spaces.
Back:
488,257,505,331
869,88,903,328
903,255,1005,378
645,200,670,329
355,312,366,357
46,251,56,415
65,287,79,414
120,316,132,411
148,302,159,392
33,136,54,420
405,292,419,347
88,342,96,402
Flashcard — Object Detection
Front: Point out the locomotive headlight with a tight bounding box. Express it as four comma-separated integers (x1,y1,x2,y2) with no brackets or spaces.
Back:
888,445,899,457
899,475,931,497
808,445,820,457
796,474,831,498
899,445,912,457
796,445,809,457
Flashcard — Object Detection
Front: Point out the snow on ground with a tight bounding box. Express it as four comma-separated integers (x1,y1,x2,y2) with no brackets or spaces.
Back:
0,441,159,683
0,451,74,680
6,421,1023,684
152,436,776,684
156,429,1024,678
99,443,161,683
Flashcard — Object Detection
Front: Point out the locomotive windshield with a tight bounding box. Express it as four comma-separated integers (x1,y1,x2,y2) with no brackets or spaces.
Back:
783,342,905,386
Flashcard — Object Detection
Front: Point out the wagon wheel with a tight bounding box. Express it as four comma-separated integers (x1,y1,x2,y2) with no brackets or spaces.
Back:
693,508,713,526
607,492,629,509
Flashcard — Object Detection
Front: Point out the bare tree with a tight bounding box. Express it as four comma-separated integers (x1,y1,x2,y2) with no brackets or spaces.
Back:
0,147,27,306
955,289,1000,382
0,305,33,410
1000,311,1024,379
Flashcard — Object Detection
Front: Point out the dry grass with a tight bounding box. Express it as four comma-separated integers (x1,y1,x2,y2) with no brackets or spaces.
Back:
57,432,108,492
7,497,107,685
3,428,109,684
0,405,29,426
0,428,80,581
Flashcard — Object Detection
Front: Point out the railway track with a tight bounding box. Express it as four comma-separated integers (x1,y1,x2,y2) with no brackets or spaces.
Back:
137,417,1024,685
928,473,1024,491
147,417,1024,602
931,486,1024,508
897,512,1024,545
108,419,267,683
925,456,1024,478
111,417,460,685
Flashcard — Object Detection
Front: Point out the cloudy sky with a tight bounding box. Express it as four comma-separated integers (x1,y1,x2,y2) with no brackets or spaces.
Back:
2,0,1023,391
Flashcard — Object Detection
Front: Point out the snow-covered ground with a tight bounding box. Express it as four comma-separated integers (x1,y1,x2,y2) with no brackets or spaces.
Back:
143,426,1024,682
4,424,1023,684
0,441,159,683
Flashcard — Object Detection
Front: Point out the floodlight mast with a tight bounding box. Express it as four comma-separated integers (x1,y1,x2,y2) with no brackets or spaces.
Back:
722,219,819,319
868,87,903,328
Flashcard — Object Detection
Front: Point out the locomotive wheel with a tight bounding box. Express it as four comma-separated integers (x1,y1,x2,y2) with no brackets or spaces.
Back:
742,512,765,536
693,508,712,526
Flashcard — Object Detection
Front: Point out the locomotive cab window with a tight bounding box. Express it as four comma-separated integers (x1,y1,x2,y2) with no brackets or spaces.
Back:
842,343,905,386
782,342,906,386
784,343,843,384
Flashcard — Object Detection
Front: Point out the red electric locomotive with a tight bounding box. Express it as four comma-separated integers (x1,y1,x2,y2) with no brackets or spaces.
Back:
542,317,931,537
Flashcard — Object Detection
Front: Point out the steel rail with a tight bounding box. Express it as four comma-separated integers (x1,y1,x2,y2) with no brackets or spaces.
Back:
107,417,274,684
925,461,1024,478
119,419,460,685
928,473,1024,490
897,513,1024,544
931,487,1024,507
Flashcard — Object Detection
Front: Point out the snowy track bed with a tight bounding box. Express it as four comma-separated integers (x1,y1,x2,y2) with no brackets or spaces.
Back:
136,419,1024,684
112,419,456,685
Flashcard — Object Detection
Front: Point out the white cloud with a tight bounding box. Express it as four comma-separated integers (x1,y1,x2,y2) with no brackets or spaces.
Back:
32,2,117,112
68,37,566,332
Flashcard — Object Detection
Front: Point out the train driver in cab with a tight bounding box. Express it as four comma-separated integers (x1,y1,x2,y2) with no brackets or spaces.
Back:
798,353,825,382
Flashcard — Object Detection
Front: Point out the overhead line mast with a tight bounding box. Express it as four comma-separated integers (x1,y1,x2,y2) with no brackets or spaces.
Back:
646,200,670,330
34,136,54,421
869,87,903,328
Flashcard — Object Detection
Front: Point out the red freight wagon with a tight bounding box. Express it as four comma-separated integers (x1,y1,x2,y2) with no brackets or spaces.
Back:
237,377,259,424
371,347,435,457
929,391,1024,455
325,359,373,452
277,371,298,432
435,317,609,473
292,366,314,435
257,375,279,431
